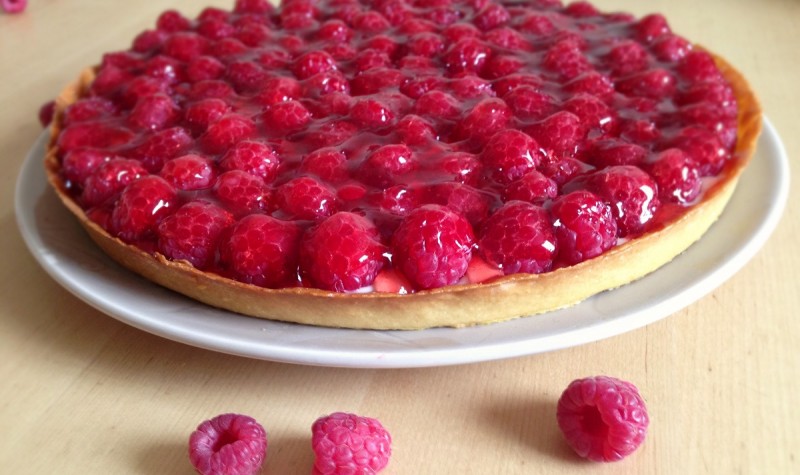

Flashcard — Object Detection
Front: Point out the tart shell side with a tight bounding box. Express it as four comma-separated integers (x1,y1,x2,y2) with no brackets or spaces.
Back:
44,53,762,330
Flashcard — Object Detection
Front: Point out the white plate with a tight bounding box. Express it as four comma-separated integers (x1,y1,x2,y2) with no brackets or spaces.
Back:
15,119,789,368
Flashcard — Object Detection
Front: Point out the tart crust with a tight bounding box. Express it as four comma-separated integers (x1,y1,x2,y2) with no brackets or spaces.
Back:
45,54,762,330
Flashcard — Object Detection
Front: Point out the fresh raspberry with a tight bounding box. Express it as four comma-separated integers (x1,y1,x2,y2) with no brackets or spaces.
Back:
128,94,179,131
63,97,117,125
635,13,671,43
585,139,647,168
163,32,209,62
564,1,600,17
56,122,134,155
502,170,557,204
442,37,492,75
651,34,691,62
81,158,148,207
311,412,391,475
481,129,544,185
353,10,391,32
255,76,301,106
452,98,511,145
360,143,416,187
196,19,236,40
562,94,618,137
407,32,445,57
616,68,677,99
299,147,349,183
189,413,268,475
604,40,648,77
425,182,493,227
526,111,586,159
187,56,226,83
441,22,481,43
132,29,168,54
678,102,738,149
301,119,358,147
538,154,589,187
394,114,436,146
648,148,702,205
478,201,557,275
350,98,395,128
491,73,542,98
291,51,337,80
619,118,661,145
220,214,302,287
234,0,273,14
1,0,27,13
200,114,256,154
542,38,591,80
120,76,171,108
302,71,350,99
157,201,234,269
439,151,483,186
392,205,475,289
668,126,729,176
197,7,230,23
127,126,194,173
146,56,185,84
473,3,510,31
300,212,385,291
367,184,421,217
156,10,191,32
317,19,353,43
579,165,661,237
188,80,236,102
38,100,55,127
563,71,615,100
349,67,406,95
353,49,391,73
414,90,461,120
484,26,528,50
226,60,267,93
276,176,338,221
110,176,178,242
504,86,556,121
220,141,281,183
184,99,230,134
517,12,556,36
557,376,649,462
551,190,617,265
159,154,216,191
209,38,248,60
61,149,113,188
237,22,272,47
262,100,312,133
213,170,270,215
449,75,495,100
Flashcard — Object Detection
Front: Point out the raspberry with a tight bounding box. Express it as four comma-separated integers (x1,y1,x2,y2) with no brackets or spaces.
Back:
449,75,494,100
442,37,492,75
502,170,557,204
349,68,406,95
262,100,312,133
492,73,542,98
604,40,648,77
213,171,270,215
648,148,702,205
221,214,303,287
302,71,350,98
504,86,556,120
291,51,337,80
557,376,649,462
61,149,113,188
481,129,543,185
678,102,738,149
563,71,615,100
234,0,273,14
484,26,528,50
299,147,349,182
367,184,421,216
439,151,483,186
201,114,256,154
157,201,234,269
38,100,55,127
651,34,691,62
226,60,267,93
360,143,416,187
300,212,385,291
392,205,475,289
220,141,281,183
425,182,493,226
317,19,353,43
527,111,586,159
129,94,179,131
127,126,194,173
276,176,338,220
538,154,589,187
452,98,511,145
551,190,617,265
579,165,661,237
196,19,236,40
351,98,395,128
669,126,729,176
189,413,268,475
473,3,510,31
394,114,436,145
187,56,226,83
585,139,647,168
156,10,191,32
542,38,591,80
311,412,391,475
133,29,168,54
63,97,117,125
478,201,557,275
164,32,209,62
414,90,461,120
616,68,676,99
407,32,445,57
82,158,147,207
110,176,178,242
1,0,27,13
184,99,230,134
56,122,134,155
159,154,216,191
635,13,671,44
562,94,618,137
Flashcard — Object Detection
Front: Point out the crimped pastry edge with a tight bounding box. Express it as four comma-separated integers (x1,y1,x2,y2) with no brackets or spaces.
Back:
44,53,762,330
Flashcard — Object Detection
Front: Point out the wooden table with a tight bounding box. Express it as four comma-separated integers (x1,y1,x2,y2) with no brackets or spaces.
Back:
1,0,798,473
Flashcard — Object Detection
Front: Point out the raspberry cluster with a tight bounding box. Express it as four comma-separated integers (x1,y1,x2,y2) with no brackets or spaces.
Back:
54,0,738,293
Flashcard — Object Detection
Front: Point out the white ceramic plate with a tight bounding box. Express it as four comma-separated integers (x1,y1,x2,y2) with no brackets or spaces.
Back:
15,119,789,368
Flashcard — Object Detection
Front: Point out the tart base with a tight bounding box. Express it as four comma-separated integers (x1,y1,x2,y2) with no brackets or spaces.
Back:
45,54,762,330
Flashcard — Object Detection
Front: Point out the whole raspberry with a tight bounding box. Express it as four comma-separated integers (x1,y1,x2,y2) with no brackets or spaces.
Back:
184,99,230,134
311,412,391,475
61,149,113,188
256,76,301,106
164,32,209,62
473,3,510,31
213,170,270,215
63,97,117,125
478,201,557,275
648,148,701,205
579,166,660,237
221,214,303,287
585,139,647,168
56,122,134,154
187,56,226,83
562,94,618,137
636,13,670,43
392,205,475,290
502,170,557,204
452,98,511,146
442,37,492,75
350,98,395,128
557,376,649,462
414,90,461,120
111,176,178,242
394,114,436,146
159,154,216,191
425,182,493,226
616,68,677,100
604,40,648,77
157,201,234,269
262,100,312,133
299,147,349,183
527,111,586,159
481,129,544,185
439,151,482,186
542,38,591,80
189,413,268,475
201,114,256,154
1,0,27,14
360,144,416,187
551,190,617,265
276,176,338,221
291,50,337,80
81,158,148,207
156,10,191,32
669,126,729,176
504,86,556,120
127,126,194,173
299,212,385,292
564,71,615,100
38,100,55,127
220,141,281,183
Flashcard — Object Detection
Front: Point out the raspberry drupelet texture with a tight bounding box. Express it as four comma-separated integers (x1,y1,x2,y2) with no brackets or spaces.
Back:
189,413,268,475
52,0,743,295
311,412,392,475
557,376,649,462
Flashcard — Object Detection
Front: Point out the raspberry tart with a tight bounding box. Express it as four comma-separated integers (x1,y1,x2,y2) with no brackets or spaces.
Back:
45,0,762,329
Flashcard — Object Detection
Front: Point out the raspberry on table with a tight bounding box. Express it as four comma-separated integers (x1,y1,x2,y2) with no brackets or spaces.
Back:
311,412,391,475
220,214,303,287
300,212,385,291
392,205,475,290
189,413,268,475
557,376,649,462
1,0,27,14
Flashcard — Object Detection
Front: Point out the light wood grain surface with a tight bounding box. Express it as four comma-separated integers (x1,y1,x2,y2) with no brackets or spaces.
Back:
1,0,798,473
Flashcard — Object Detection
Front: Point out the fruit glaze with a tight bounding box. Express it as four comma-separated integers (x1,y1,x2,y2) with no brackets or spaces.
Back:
47,0,761,328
